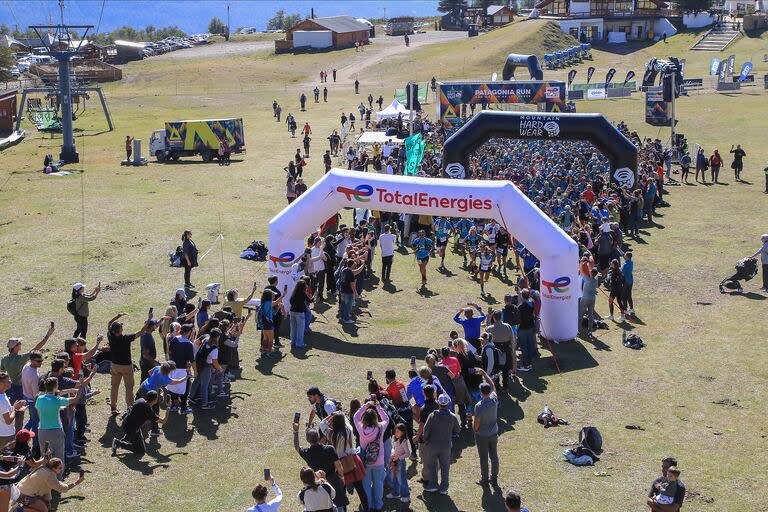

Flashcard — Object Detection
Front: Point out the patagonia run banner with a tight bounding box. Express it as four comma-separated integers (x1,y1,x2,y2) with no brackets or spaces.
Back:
604,68,617,88
437,81,565,123
404,132,425,176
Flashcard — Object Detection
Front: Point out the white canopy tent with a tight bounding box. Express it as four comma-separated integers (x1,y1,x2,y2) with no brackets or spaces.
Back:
355,131,405,147
375,99,413,121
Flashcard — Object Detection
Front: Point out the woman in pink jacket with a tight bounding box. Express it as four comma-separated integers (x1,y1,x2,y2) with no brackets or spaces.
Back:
353,399,389,512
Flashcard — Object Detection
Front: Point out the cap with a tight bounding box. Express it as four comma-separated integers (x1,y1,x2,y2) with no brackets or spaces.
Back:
176,288,187,299
148,319,159,328
15,429,35,443
72,283,85,291
6,338,21,350
437,394,451,406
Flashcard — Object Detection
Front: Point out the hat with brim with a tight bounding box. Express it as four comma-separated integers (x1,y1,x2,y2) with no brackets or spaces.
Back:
6,338,21,350
15,429,35,443
72,283,85,292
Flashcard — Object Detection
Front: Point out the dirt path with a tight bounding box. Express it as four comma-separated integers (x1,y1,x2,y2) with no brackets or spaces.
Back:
299,31,467,87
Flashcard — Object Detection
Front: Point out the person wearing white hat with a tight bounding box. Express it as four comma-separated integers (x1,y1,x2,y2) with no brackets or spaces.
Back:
70,282,100,339
1,326,53,430
750,234,768,291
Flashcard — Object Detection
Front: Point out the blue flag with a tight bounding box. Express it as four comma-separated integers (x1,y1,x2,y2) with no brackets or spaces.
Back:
709,58,721,76
738,61,753,82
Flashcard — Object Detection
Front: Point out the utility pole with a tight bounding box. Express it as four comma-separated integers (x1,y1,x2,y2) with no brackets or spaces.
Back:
226,3,230,40
408,81,414,137
670,71,676,158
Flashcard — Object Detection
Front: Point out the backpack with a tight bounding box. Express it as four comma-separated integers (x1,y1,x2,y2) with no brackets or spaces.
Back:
362,427,382,466
622,332,645,350
379,397,404,426
579,426,603,452
195,343,215,368
66,299,77,316
482,343,503,375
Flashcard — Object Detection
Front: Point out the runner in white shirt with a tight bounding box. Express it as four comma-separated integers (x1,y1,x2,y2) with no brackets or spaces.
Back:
379,224,398,282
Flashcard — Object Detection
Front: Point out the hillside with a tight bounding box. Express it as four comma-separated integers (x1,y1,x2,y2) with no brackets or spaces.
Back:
387,20,580,82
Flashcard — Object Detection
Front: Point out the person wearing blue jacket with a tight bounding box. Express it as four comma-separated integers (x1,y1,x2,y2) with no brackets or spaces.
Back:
622,252,635,316
453,303,486,351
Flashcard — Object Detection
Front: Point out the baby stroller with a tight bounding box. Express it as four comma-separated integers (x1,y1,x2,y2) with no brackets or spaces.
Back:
719,257,758,294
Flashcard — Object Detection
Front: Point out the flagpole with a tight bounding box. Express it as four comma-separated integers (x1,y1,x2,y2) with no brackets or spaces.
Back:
408,80,414,137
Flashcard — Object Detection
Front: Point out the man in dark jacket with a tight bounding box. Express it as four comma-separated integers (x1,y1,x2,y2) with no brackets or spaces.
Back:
182,231,198,289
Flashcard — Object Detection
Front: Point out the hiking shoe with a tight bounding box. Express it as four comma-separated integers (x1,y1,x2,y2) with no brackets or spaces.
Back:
110,408,119,416
607,315,615,321
423,487,439,493
400,496,411,503
618,315,626,322
475,479,489,486
385,493,400,499
517,366,531,372
149,430,161,437
342,320,355,324
111,438,117,456
439,489,449,495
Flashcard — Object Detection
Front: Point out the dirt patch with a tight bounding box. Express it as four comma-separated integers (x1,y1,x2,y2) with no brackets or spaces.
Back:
686,490,715,504
103,279,140,291
712,398,744,409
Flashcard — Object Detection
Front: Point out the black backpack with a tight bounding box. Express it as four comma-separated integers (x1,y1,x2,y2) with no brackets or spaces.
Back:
66,299,77,316
579,426,603,452
482,343,503,375
195,342,215,368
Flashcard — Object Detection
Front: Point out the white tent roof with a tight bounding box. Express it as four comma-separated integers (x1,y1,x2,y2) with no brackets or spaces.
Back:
356,131,405,146
376,99,412,121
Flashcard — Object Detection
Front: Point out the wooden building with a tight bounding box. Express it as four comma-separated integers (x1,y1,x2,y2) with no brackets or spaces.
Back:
276,16,370,53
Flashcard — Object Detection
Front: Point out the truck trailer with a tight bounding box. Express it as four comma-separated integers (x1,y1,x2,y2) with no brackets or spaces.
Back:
149,118,245,162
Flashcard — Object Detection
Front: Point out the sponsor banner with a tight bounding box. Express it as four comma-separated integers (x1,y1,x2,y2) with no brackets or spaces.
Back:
738,61,753,82
710,58,721,76
718,60,728,82
335,183,494,213
516,115,562,137
622,70,635,86
732,74,754,83
681,78,703,88
604,68,617,88
437,81,565,123
586,66,595,84
586,88,606,99
726,54,736,76
645,87,670,126
567,69,577,86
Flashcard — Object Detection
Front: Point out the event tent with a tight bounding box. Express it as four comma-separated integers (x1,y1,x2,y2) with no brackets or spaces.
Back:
355,131,405,147
375,99,413,121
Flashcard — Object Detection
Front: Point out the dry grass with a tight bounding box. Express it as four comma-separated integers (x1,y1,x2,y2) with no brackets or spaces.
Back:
0,22,767,512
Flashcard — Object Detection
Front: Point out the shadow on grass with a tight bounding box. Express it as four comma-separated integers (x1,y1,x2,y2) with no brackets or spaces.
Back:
307,331,430,360
416,491,461,512
481,484,507,512
536,337,599,377
590,39,656,55
579,332,612,351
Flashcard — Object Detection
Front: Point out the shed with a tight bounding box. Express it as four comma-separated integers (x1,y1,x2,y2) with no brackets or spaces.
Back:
278,16,370,53
0,90,18,133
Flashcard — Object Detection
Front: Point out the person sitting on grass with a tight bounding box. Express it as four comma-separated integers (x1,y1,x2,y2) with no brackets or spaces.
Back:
14,457,83,512
505,490,529,512
647,456,686,512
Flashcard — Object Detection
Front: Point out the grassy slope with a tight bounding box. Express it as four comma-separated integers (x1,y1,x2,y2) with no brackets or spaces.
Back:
1,23,767,512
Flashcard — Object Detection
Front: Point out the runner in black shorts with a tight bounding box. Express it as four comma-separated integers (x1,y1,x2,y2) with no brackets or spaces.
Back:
478,243,495,295
411,230,434,286
495,226,511,277
433,216,453,270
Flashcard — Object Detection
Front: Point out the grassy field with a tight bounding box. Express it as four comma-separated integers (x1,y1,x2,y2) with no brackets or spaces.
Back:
1,21,767,511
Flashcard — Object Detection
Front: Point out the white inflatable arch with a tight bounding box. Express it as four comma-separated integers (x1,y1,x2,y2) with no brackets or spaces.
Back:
268,169,579,341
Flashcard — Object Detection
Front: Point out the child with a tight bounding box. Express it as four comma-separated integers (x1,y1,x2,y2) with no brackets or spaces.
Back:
653,466,680,505
386,423,411,503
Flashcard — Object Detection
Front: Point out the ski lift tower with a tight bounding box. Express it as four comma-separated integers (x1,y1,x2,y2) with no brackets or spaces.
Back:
29,23,93,164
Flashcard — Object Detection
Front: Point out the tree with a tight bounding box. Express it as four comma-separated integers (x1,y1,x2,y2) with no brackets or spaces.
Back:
677,0,712,12
438,0,469,13
267,10,302,30
267,10,286,30
283,14,301,29
208,17,227,38
0,47,14,81
0,23,11,36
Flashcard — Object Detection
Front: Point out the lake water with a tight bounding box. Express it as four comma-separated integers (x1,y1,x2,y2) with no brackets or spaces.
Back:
1,0,441,34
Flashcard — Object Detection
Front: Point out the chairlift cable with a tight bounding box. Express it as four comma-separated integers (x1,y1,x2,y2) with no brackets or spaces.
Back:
95,0,106,35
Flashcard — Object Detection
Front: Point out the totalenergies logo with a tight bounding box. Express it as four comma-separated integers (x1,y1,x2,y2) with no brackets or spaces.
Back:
541,276,570,294
336,184,373,202
269,251,296,268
